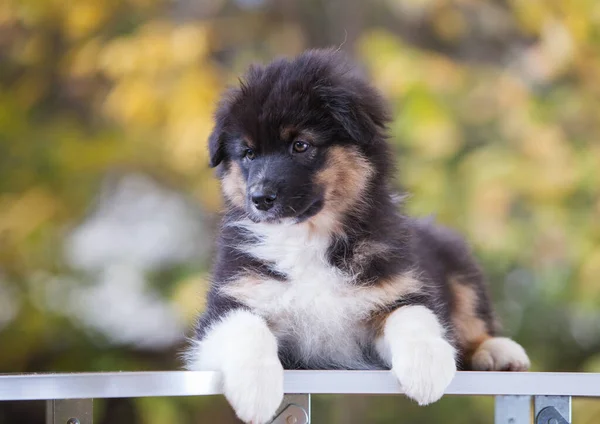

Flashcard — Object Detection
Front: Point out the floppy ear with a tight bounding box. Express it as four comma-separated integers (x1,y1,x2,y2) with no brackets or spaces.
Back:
318,80,390,144
208,87,243,167
326,90,371,143
208,121,226,168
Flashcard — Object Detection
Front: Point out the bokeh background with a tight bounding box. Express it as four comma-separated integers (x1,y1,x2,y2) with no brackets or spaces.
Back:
1,0,600,422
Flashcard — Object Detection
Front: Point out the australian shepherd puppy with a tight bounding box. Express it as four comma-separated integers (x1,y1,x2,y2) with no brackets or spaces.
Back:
186,49,530,424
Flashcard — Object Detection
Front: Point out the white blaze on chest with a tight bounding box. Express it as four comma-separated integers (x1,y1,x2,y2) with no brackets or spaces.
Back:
222,220,381,368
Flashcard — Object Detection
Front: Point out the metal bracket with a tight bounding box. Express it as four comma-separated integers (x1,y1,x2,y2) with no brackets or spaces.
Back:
270,394,311,424
536,407,570,424
535,396,571,424
46,399,93,424
495,395,531,424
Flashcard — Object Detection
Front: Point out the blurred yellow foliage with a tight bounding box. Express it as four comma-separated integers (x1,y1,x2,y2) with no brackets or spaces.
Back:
0,189,60,243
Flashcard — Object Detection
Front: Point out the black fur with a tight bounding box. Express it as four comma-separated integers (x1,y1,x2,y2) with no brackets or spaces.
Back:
194,49,497,371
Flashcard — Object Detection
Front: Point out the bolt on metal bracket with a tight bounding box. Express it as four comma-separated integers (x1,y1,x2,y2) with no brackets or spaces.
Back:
270,394,311,424
536,406,570,424
535,396,572,424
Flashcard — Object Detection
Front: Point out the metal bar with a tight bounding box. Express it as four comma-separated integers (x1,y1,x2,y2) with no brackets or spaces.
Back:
535,396,571,424
1,372,600,401
495,395,531,424
271,394,311,424
46,399,93,424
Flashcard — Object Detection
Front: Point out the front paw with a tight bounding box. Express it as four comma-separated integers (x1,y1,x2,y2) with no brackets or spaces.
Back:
391,338,456,405
222,357,284,424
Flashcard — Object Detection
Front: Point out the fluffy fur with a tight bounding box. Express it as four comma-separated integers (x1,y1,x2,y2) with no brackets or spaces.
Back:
186,49,530,424
375,305,457,405
186,310,284,424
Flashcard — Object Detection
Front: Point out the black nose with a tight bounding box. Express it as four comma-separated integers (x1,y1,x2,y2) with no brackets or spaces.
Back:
251,189,277,211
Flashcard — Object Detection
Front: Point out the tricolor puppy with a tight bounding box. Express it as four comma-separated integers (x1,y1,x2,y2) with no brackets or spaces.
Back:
186,49,530,424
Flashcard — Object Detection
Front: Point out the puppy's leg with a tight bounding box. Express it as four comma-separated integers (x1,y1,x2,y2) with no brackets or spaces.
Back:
186,309,284,424
417,220,531,372
375,305,456,405
449,277,530,371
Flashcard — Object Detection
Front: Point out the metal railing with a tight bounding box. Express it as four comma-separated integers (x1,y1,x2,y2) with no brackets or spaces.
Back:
2,371,599,424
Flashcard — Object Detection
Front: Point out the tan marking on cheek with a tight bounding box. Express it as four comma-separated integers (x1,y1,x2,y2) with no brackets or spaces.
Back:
311,146,375,234
221,162,246,208
450,278,491,354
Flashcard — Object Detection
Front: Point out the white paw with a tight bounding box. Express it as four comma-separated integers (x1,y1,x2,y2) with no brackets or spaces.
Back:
391,338,456,406
471,337,530,371
222,357,284,424
186,310,285,424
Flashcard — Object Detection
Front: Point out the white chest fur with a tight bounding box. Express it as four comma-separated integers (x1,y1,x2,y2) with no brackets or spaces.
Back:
222,220,383,369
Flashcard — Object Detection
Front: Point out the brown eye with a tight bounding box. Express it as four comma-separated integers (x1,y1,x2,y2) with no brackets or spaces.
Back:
244,148,255,160
293,141,309,153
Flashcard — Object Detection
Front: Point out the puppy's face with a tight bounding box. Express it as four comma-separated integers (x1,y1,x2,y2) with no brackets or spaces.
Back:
208,50,389,224
220,126,328,223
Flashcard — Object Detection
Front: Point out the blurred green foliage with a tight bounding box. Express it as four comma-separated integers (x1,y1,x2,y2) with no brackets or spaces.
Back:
1,0,600,422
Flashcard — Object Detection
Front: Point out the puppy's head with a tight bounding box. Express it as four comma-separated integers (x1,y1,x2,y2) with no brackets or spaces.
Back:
209,49,390,225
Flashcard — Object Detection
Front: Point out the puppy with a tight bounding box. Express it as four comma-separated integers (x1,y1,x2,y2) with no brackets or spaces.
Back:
186,49,530,424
